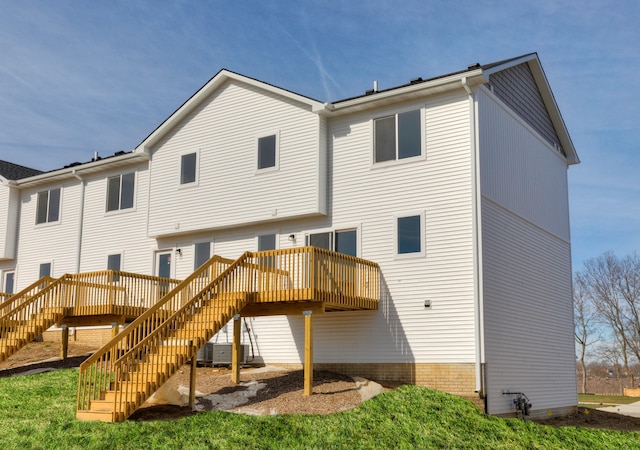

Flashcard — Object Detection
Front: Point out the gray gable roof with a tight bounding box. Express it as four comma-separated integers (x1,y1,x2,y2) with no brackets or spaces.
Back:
0,160,43,181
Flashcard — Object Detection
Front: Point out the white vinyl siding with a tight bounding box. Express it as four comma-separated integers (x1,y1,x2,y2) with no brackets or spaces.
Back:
477,87,576,414
15,182,82,287
0,185,20,259
240,90,477,367
147,80,326,237
477,87,570,241
481,200,576,415
79,163,154,275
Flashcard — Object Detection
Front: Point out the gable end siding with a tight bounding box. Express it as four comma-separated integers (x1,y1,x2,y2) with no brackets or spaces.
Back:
489,63,564,156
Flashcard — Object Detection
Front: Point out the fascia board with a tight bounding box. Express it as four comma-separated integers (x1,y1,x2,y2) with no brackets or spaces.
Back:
325,70,486,115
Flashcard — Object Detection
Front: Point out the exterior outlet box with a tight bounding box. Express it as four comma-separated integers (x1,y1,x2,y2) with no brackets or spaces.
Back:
424,300,432,309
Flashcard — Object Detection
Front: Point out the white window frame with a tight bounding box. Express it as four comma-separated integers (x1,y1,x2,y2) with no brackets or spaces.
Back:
256,131,280,173
179,150,199,187
371,106,425,167
394,211,425,258
257,233,279,251
39,261,53,278
106,172,136,213
304,225,360,257
3,270,15,294
194,241,212,270
35,187,62,225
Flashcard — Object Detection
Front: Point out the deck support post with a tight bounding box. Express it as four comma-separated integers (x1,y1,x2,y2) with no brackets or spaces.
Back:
111,322,119,338
232,314,241,384
304,310,313,396
60,325,68,361
189,349,197,409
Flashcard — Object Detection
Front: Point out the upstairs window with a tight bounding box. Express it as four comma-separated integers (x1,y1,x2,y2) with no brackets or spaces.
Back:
257,134,277,170
180,152,197,185
374,109,422,163
36,188,61,224
106,172,135,212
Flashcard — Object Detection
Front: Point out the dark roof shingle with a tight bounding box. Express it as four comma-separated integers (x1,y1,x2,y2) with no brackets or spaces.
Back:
0,160,43,181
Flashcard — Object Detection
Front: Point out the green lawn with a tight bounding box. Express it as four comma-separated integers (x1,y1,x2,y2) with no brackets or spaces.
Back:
579,394,640,407
1,369,639,449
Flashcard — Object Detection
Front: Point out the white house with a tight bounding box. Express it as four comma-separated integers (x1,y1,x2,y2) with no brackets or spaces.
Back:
0,53,579,418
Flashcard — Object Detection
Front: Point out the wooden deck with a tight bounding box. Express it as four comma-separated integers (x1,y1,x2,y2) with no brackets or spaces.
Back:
0,247,380,422
75,247,380,422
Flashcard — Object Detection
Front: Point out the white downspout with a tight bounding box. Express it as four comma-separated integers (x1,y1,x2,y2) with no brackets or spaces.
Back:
72,170,86,273
462,77,486,405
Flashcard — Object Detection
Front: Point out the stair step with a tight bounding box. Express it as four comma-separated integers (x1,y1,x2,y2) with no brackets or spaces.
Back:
76,410,123,423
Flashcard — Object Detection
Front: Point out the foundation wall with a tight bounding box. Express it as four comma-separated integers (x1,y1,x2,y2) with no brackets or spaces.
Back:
271,362,478,396
42,327,115,348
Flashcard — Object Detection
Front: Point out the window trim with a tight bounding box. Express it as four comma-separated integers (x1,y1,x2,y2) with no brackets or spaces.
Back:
3,270,15,294
371,106,425,167
194,241,212,270
304,225,360,257
35,187,62,225
179,150,199,187
106,172,136,213
256,132,280,173
39,261,53,278
394,211,425,258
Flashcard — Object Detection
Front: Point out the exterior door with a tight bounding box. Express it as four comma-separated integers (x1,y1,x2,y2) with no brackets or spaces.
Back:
156,251,172,296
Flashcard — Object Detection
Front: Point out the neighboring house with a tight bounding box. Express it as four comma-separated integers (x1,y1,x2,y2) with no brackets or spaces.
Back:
0,53,579,417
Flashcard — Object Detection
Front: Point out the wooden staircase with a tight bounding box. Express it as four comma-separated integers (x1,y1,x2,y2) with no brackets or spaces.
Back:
76,247,381,422
0,277,61,363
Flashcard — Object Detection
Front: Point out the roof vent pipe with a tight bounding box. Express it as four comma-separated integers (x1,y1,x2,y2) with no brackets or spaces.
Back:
93,151,99,161
373,80,378,92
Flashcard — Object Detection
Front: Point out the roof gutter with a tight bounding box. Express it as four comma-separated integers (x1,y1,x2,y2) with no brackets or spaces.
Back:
15,152,149,188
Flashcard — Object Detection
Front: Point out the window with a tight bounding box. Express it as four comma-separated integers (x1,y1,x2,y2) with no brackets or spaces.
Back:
374,109,422,163
106,172,135,212
180,152,197,185
36,188,61,224
257,134,277,170
258,234,276,251
107,254,121,271
194,242,211,269
396,214,423,255
4,271,14,294
39,262,52,278
107,254,122,281
306,229,357,257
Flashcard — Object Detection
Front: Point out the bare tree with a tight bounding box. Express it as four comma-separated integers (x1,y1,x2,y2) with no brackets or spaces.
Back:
577,252,640,388
574,275,599,393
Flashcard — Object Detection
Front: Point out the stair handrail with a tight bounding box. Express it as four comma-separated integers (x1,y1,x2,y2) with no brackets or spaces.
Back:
76,247,381,420
102,251,256,419
0,276,56,320
76,255,235,413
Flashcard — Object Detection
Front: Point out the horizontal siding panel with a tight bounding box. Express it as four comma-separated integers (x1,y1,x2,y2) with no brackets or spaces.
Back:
478,88,570,241
482,199,576,415
147,80,324,237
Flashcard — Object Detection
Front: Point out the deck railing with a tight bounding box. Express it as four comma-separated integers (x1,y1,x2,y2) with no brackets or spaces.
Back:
76,247,380,421
0,271,181,361
76,255,235,415
0,276,55,319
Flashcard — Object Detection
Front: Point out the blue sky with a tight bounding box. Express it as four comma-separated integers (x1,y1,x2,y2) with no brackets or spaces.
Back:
0,0,638,270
